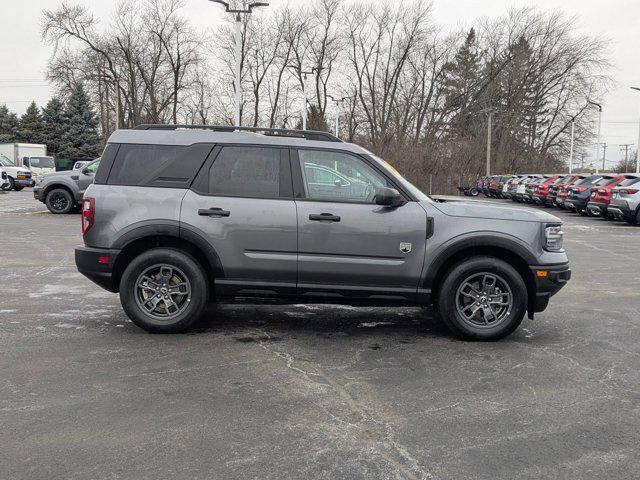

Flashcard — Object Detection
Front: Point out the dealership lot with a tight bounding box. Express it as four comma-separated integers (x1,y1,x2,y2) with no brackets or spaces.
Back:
1,190,639,479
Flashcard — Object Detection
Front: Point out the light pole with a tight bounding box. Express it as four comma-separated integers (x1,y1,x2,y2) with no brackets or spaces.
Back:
297,68,317,130
631,87,640,173
587,100,602,173
327,95,349,137
208,1,269,127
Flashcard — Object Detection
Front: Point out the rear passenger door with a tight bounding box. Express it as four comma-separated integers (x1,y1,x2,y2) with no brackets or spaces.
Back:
180,145,298,297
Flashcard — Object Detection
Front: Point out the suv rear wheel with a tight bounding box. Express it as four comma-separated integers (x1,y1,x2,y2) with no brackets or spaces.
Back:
437,257,527,341
119,248,209,333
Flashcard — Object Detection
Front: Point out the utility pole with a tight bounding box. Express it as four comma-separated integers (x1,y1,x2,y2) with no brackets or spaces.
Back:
588,100,602,174
568,119,575,174
580,153,587,170
632,87,640,173
601,142,607,172
620,143,633,170
208,1,269,127
486,110,493,176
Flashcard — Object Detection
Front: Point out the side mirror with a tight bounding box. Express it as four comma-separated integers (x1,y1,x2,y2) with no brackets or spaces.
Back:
375,187,403,207
23,158,29,167
82,168,93,176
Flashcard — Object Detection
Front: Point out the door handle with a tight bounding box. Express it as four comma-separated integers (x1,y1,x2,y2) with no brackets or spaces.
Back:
309,213,340,222
198,207,230,217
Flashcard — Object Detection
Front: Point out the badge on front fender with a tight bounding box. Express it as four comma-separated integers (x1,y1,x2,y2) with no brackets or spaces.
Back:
399,242,412,253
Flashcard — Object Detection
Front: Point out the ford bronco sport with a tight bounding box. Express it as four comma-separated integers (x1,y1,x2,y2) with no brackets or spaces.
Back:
75,125,571,340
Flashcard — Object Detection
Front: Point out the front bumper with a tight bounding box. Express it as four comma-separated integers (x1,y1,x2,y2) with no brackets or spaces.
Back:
33,187,45,202
75,245,121,292
15,177,35,187
529,263,571,314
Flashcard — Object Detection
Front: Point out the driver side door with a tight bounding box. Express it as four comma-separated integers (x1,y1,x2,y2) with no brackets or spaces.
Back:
293,149,428,302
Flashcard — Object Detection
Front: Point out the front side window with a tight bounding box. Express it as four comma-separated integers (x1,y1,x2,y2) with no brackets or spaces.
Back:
298,150,388,203
0,155,11,167
208,146,281,198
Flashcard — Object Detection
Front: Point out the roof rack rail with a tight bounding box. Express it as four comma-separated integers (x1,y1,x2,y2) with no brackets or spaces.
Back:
133,124,343,143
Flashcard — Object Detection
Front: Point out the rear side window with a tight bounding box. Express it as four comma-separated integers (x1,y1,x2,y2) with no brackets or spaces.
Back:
207,146,287,198
108,144,183,186
94,144,118,184
594,177,618,187
619,177,640,187
105,143,212,188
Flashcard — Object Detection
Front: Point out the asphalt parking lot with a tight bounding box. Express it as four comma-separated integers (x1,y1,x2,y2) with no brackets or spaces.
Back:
1,189,639,480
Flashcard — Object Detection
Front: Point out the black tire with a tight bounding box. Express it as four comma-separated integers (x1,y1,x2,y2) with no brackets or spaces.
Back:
436,256,527,341
45,188,74,214
2,177,16,191
119,248,209,333
13,185,24,191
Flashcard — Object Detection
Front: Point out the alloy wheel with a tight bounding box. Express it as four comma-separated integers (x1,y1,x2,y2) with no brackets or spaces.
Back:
455,272,513,328
134,264,192,320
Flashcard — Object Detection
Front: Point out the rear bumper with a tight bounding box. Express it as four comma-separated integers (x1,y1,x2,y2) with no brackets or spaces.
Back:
587,201,609,216
564,197,589,210
607,201,634,219
529,263,571,314
75,245,121,293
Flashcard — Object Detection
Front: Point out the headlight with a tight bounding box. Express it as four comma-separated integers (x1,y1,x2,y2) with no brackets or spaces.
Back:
544,225,564,251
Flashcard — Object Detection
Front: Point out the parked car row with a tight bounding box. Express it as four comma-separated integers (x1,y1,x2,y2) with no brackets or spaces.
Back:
477,173,640,225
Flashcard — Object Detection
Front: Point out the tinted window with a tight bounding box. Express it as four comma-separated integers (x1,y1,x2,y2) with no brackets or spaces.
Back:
108,144,183,186
208,147,281,198
95,144,119,184
619,177,640,187
29,157,55,168
298,150,388,203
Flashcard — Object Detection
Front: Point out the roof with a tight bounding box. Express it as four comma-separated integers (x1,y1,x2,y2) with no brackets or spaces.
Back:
107,128,371,156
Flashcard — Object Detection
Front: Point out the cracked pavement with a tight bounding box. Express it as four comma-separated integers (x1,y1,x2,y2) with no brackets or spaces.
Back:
1,190,639,479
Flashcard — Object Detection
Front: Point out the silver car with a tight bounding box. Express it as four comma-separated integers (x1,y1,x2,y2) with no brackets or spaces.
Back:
607,174,640,225
75,125,571,340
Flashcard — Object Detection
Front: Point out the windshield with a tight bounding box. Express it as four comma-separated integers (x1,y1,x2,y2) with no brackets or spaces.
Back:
84,159,100,174
368,154,430,201
29,157,55,169
0,155,12,167
558,175,574,185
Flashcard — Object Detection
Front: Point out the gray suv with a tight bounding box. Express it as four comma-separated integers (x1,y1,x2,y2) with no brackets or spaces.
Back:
75,125,571,340
34,159,100,214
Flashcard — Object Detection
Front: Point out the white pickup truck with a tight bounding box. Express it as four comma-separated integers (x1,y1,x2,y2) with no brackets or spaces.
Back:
0,154,34,191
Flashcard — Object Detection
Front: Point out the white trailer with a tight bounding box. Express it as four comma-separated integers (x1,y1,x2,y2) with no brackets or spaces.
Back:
0,143,55,178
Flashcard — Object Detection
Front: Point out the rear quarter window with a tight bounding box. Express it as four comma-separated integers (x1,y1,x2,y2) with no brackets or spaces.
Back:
105,143,213,188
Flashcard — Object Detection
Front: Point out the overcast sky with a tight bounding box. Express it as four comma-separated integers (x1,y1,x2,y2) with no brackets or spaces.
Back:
0,0,638,165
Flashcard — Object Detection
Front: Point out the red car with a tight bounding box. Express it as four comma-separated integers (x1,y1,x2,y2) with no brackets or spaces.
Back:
531,174,564,206
554,174,587,208
586,174,625,219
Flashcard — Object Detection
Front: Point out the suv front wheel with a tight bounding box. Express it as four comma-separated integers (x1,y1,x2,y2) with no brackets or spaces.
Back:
437,257,527,341
119,248,209,333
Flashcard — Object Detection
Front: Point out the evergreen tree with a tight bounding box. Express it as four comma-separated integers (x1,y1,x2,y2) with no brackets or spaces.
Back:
59,84,103,158
18,101,45,144
42,97,67,157
294,104,329,132
0,105,19,143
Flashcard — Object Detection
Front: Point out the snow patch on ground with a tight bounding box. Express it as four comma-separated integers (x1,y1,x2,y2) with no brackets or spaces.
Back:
359,321,394,328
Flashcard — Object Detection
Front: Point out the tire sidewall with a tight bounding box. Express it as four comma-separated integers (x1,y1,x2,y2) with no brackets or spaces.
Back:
46,189,73,214
437,257,527,341
119,248,209,333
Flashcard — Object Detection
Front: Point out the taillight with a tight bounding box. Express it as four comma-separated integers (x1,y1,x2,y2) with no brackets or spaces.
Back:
597,189,606,193
574,187,586,192
82,197,95,234
620,189,639,195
